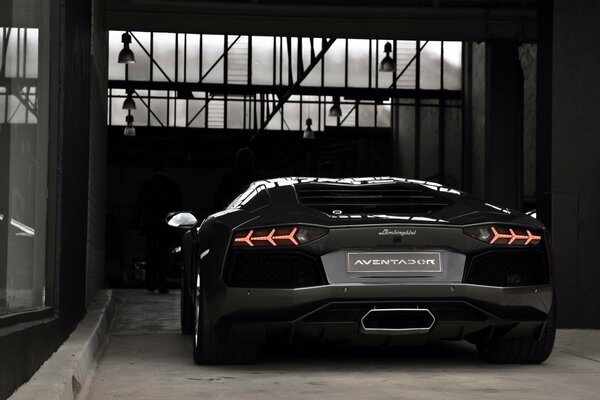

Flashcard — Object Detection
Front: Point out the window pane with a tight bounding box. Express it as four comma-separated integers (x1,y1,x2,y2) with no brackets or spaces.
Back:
420,41,442,89
347,39,369,88
128,31,151,81
201,35,224,84
443,42,462,90
252,36,274,85
324,39,345,87
301,38,322,87
1,4,50,314
152,33,176,82
395,40,417,89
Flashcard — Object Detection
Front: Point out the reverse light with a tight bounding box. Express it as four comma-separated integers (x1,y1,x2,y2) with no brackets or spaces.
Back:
464,225,541,246
232,226,327,247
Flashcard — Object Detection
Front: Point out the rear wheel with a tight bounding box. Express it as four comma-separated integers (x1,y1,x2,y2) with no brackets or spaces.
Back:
192,274,260,365
477,301,556,364
180,271,194,334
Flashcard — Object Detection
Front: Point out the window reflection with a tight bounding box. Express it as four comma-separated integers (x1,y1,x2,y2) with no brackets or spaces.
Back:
0,2,50,315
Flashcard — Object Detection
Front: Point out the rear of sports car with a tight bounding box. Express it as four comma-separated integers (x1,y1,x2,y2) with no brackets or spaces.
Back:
192,178,555,365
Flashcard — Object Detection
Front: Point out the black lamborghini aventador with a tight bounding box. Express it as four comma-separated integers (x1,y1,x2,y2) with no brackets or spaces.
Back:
167,177,555,365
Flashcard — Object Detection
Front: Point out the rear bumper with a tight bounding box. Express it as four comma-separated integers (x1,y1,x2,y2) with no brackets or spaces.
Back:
209,283,553,344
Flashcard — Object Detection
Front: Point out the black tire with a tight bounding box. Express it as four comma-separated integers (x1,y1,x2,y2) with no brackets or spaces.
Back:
180,272,194,334
193,281,260,365
477,301,556,364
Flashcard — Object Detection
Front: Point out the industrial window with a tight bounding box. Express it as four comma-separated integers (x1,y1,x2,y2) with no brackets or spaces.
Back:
107,32,462,133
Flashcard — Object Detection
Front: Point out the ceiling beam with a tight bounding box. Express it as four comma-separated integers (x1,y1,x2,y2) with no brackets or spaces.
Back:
105,0,537,42
108,80,462,101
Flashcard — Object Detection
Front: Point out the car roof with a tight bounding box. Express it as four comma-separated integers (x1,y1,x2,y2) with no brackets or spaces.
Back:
250,177,463,196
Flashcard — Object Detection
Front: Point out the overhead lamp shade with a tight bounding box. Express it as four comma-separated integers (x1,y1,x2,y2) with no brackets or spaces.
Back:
123,115,136,137
303,117,315,140
118,32,135,64
329,102,342,117
379,41,395,72
379,55,395,72
123,125,136,137
122,95,136,110
302,127,315,140
118,47,135,64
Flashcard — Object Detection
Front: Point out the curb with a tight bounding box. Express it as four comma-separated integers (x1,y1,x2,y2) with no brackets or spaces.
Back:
9,290,115,400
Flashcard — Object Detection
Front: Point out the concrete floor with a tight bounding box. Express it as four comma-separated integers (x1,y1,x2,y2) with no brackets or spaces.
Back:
86,289,600,400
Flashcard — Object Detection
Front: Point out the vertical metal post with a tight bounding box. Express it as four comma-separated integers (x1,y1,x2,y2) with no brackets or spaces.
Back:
298,37,304,77
344,39,349,88
184,34,188,128
272,36,277,86
224,36,228,129
183,33,187,82
438,41,446,183
375,40,379,89
299,95,303,131
175,33,179,82
461,42,472,192
243,95,247,130
279,37,283,85
318,96,322,132
149,33,153,124
199,34,203,82
415,40,421,179
368,39,372,89
392,40,397,90
248,35,253,85
204,92,209,128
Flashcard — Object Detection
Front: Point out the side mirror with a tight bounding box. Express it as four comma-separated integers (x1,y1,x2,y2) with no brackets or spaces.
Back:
166,212,198,229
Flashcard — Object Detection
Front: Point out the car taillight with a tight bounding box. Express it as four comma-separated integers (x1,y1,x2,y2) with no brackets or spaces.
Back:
232,226,327,248
464,225,542,246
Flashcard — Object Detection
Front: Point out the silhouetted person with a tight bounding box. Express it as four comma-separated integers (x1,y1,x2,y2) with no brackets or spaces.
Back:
214,147,260,210
134,161,182,293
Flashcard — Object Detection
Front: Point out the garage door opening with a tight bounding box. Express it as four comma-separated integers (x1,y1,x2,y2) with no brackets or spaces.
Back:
105,31,465,288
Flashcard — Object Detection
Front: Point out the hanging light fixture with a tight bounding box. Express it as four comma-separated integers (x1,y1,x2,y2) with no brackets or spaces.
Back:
303,117,315,140
118,32,135,64
123,114,136,137
329,96,342,117
379,42,395,72
122,89,136,110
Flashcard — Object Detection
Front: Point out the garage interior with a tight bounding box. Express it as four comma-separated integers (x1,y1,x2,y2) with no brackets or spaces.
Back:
2,0,600,399
103,5,530,290
105,32,466,288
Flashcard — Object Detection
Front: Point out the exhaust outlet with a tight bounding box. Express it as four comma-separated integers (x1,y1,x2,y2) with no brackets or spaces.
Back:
360,308,435,335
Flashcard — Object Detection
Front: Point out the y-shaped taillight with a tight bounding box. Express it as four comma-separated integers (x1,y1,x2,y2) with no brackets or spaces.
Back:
464,225,542,246
232,226,327,248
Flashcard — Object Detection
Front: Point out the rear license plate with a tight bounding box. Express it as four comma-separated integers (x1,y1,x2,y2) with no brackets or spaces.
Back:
347,252,442,273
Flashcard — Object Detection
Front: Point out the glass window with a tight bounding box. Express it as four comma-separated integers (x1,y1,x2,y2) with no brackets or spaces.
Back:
324,39,345,87
443,41,462,90
106,33,462,131
127,31,151,81
420,41,442,89
201,35,224,83
395,40,417,89
1,0,50,315
251,36,275,85
347,39,369,88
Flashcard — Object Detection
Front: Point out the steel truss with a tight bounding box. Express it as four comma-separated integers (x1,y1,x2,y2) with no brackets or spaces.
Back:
109,31,462,134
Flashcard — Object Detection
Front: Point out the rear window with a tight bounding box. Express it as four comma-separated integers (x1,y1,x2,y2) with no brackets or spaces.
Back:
295,184,451,216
